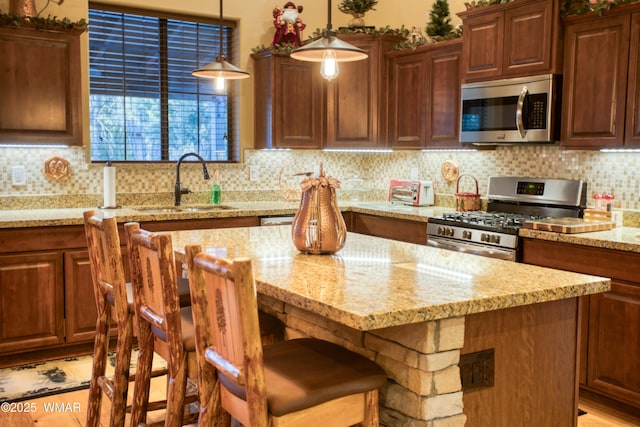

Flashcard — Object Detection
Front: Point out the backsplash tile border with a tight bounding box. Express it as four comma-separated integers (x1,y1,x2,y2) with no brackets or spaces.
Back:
1,146,639,215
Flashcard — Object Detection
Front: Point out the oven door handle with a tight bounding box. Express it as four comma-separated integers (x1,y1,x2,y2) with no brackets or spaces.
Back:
427,237,516,261
516,85,528,138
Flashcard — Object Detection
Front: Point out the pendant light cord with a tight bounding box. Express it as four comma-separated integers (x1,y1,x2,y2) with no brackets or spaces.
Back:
325,0,335,36
218,0,224,61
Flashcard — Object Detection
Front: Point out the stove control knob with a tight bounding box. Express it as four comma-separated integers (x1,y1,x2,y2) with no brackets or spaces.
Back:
492,235,501,244
462,230,472,240
437,226,444,235
447,228,455,237
480,233,488,242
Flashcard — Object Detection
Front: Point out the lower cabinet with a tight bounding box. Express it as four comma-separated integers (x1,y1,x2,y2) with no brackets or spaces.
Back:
0,216,260,363
344,212,427,245
0,252,64,354
522,238,640,414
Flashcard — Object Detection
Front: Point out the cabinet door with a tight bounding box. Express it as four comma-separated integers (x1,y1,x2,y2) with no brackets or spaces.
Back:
427,44,462,148
326,39,378,148
461,10,504,81
562,14,630,148
503,0,555,76
253,53,324,149
587,280,640,407
273,57,325,149
0,27,82,145
626,12,640,147
325,35,398,149
388,52,427,148
0,252,64,353
63,250,100,344
64,250,129,344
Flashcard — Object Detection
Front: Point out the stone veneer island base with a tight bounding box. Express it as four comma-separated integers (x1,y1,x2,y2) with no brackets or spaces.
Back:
169,226,609,426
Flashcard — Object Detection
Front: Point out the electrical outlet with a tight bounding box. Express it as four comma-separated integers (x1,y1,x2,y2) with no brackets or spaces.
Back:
249,165,259,181
12,166,26,186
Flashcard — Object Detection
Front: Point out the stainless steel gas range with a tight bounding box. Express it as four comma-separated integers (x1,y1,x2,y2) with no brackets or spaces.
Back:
427,176,587,261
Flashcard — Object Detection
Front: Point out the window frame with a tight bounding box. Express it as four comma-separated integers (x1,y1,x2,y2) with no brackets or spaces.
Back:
88,2,240,163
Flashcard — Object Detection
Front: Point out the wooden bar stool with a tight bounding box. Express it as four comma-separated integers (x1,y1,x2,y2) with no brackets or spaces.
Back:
125,222,200,427
184,244,388,427
83,211,193,427
83,210,133,427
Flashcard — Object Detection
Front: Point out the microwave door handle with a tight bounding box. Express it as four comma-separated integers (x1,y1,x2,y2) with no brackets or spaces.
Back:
516,85,528,138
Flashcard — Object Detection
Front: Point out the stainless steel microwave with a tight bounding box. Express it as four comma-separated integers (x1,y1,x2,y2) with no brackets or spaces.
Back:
460,74,561,145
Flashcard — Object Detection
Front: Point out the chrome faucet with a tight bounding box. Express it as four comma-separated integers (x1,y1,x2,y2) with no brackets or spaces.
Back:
175,152,210,206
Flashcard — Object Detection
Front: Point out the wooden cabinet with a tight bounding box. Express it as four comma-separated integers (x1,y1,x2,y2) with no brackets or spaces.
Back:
0,252,64,353
253,52,324,149
253,34,400,149
324,34,399,149
562,3,640,149
459,0,562,82
0,27,82,145
387,40,462,149
522,238,640,415
344,212,427,245
0,216,260,364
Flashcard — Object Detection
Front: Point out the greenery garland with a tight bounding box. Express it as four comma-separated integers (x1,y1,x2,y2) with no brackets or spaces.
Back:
0,12,87,33
252,25,408,55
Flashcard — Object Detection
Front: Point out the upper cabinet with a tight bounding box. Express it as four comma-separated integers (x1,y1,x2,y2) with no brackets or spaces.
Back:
324,34,400,149
252,34,400,149
562,3,640,149
0,27,82,146
387,39,462,149
459,0,562,82
252,52,325,149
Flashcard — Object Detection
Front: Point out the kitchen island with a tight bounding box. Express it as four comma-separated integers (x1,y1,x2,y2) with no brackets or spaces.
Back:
169,225,610,426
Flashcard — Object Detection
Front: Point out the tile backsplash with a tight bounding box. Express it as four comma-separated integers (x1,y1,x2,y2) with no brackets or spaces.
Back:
1,146,639,211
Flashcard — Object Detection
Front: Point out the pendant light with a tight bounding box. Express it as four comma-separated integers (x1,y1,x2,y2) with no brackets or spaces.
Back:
290,0,368,81
192,0,249,92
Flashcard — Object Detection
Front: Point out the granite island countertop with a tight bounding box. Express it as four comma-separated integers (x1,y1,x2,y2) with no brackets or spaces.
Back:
169,225,610,330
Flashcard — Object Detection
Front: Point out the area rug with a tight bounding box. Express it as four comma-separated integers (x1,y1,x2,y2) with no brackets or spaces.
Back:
0,350,167,403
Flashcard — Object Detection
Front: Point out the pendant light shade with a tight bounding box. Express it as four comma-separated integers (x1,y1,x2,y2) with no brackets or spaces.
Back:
192,0,249,86
289,32,367,62
290,0,368,80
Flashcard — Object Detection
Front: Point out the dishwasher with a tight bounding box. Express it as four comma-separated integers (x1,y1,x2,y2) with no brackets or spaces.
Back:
260,216,295,226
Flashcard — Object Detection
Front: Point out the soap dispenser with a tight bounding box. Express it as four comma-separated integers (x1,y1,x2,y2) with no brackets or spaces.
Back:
210,170,221,205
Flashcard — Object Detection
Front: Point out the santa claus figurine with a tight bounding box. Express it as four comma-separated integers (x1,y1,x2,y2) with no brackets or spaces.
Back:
272,2,306,47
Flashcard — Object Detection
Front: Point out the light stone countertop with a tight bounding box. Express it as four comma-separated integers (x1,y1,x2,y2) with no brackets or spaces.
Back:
0,201,452,228
1,201,639,253
170,225,610,330
519,226,640,254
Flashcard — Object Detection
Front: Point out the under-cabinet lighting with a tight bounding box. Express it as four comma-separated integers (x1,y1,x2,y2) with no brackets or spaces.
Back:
322,148,393,153
420,149,477,152
600,148,640,153
0,144,69,149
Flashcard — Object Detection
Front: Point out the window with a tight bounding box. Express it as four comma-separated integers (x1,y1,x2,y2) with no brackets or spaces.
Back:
88,3,238,162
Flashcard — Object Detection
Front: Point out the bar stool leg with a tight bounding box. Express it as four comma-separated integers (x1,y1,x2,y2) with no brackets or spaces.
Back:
86,308,110,427
130,323,154,427
109,316,133,427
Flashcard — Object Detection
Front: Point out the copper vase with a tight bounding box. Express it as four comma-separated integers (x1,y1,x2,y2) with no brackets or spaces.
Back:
292,165,346,255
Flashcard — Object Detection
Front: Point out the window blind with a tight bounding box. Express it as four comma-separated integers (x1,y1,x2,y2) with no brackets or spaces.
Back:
88,5,238,162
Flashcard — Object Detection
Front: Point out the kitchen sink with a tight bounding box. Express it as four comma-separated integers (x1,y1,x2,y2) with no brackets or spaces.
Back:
131,205,234,213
